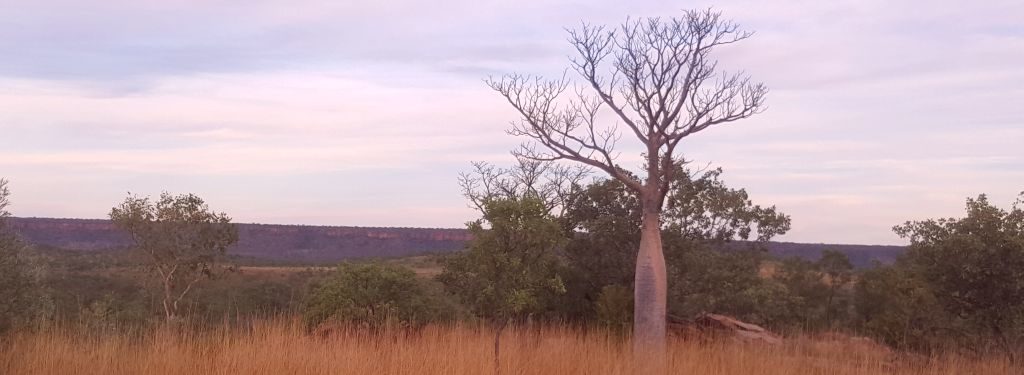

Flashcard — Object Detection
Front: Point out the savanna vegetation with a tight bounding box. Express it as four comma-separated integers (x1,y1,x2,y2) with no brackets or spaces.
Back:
2,8,1022,375
1,167,1021,374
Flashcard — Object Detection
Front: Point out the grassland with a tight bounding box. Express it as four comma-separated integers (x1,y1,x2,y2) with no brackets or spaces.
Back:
1,320,1015,375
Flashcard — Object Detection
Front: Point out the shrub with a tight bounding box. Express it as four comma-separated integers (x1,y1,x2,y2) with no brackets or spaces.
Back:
304,263,456,330
594,285,632,333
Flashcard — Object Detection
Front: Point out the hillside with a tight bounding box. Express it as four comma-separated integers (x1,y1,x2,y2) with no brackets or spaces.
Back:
8,217,902,267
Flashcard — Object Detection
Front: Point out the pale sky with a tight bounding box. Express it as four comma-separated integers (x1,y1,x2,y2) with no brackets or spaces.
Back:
1,0,1021,245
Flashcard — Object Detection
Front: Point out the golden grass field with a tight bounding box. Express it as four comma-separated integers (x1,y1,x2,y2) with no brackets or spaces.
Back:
0,320,1016,375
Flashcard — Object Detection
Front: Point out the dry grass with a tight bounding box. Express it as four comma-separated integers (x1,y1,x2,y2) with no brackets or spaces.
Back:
0,321,1015,375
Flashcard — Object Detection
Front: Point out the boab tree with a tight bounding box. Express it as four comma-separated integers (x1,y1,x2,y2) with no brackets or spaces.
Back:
487,9,766,351
110,192,238,321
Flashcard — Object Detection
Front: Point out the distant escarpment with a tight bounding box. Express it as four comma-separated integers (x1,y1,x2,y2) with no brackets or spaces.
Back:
8,217,902,267
9,217,471,263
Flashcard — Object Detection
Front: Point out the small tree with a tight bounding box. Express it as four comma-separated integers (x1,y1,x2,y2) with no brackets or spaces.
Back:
0,179,47,333
438,197,566,374
110,192,238,321
817,249,853,326
488,9,766,351
304,263,454,330
894,193,1024,358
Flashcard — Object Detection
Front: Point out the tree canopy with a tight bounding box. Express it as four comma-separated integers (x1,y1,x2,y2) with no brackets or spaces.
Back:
305,263,456,330
0,179,47,333
110,192,238,320
439,197,567,323
894,193,1024,355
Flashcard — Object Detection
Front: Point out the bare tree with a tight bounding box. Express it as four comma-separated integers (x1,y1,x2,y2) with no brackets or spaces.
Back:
0,179,10,219
486,9,766,352
458,157,589,218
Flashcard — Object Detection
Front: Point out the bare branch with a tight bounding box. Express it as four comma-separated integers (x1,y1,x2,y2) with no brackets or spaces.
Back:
490,8,765,211
460,158,591,216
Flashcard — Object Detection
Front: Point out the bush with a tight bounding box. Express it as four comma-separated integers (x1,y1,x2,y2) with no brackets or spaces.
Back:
0,180,50,334
854,262,956,352
0,231,48,333
594,285,632,333
304,263,458,330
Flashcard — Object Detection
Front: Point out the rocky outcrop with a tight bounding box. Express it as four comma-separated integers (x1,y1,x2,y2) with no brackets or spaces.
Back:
669,313,782,345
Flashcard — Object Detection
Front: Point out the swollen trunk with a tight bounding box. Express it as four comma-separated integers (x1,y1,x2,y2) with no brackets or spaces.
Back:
633,210,667,354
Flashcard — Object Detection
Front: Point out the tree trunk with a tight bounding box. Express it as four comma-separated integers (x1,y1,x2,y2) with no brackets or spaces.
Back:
162,278,175,321
494,319,508,375
633,208,667,355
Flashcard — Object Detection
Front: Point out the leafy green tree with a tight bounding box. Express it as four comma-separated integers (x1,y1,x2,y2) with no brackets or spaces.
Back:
817,249,854,326
439,198,567,323
662,167,791,243
110,192,238,321
560,178,642,316
0,179,48,333
438,197,567,372
894,193,1024,357
304,263,455,330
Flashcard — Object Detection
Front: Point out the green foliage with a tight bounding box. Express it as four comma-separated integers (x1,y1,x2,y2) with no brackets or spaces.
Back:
667,247,778,325
773,257,830,329
560,167,791,324
110,192,239,320
753,251,857,332
892,193,1024,354
189,271,314,321
818,250,854,326
729,279,803,328
37,248,324,329
662,167,791,243
304,263,456,329
438,198,567,323
0,179,49,334
594,285,632,332
854,261,955,351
